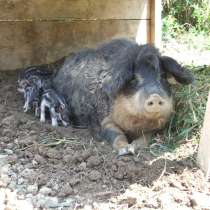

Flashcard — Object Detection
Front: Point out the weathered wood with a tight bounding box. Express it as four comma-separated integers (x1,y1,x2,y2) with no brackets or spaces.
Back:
150,0,162,47
0,0,150,20
197,91,210,179
0,0,161,70
0,20,149,70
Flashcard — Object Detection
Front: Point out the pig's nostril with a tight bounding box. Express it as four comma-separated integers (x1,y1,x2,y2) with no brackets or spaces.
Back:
148,101,154,106
159,101,163,105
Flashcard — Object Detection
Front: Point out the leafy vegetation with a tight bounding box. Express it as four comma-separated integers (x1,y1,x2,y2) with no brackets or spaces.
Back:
163,66,210,146
162,0,210,38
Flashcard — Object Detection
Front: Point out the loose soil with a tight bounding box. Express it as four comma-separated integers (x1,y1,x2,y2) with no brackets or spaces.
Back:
0,71,209,210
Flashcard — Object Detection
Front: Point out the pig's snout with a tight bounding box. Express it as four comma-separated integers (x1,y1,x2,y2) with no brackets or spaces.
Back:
144,94,167,113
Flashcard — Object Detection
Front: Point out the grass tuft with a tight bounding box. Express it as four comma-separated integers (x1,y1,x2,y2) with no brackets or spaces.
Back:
163,65,210,146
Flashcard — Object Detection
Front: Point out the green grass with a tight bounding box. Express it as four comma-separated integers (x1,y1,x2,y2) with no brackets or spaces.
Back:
163,65,210,146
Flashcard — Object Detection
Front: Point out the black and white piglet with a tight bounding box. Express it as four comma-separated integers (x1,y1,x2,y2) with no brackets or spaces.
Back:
22,84,40,116
40,88,70,127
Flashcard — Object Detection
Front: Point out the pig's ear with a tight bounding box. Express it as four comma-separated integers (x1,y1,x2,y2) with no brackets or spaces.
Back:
160,56,194,85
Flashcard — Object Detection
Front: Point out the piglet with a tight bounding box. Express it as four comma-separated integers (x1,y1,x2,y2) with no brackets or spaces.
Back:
22,84,40,116
40,88,70,127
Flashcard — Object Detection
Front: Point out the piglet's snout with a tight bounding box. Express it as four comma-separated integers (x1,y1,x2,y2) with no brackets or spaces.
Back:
144,94,167,113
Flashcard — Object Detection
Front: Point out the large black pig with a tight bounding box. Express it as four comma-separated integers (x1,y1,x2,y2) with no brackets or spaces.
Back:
53,39,194,156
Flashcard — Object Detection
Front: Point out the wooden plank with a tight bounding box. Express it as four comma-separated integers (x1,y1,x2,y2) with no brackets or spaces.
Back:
197,91,210,179
0,20,150,70
0,0,150,20
136,1,151,45
150,0,162,47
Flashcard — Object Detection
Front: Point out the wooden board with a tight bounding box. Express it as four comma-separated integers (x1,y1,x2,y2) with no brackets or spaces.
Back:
197,91,210,179
150,0,162,47
0,0,160,70
0,20,149,70
0,0,150,20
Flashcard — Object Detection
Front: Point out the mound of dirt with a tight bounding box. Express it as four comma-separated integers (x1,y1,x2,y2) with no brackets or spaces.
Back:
0,71,209,209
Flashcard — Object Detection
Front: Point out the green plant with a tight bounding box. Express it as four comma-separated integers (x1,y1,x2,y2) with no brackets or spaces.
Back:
163,66,210,145
162,0,210,35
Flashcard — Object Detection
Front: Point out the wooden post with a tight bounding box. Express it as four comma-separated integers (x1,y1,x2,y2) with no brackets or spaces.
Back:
197,91,210,180
150,0,162,48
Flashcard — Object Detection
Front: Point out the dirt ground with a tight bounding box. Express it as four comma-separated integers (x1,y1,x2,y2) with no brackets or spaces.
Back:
0,71,210,210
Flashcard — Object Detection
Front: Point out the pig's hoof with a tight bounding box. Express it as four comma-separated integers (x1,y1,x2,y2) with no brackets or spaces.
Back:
117,144,135,156
23,107,28,112
52,122,58,127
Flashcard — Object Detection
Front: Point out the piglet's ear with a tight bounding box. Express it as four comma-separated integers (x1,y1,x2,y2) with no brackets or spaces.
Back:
161,56,194,85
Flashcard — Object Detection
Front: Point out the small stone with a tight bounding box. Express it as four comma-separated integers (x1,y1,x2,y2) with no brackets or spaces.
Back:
88,170,101,181
46,149,62,159
190,192,210,208
8,181,16,190
69,178,80,186
27,184,38,194
0,154,8,167
39,186,52,196
7,155,18,164
58,184,73,197
87,156,101,168
43,197,59,208
78,162,87,171
21,168,34,178
17,177,24,185
2,115,15,125
34,154,46,164
61,198,76,207
81,149,93,160
4,149,14,155
63,154,73,163
18,135,38,146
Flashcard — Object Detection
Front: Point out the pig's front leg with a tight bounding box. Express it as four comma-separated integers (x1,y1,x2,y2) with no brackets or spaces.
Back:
101,116,134,156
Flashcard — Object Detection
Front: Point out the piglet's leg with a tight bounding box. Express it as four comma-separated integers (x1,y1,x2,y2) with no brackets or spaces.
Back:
34,102,40,117
101,116,134,156
40,99,46,123
23,92,30,112
50,107,58,127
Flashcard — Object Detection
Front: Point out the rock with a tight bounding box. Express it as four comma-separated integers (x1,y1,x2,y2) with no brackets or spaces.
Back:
87,156,101,168
63,154,73,163
36,195,59,208
39,186,52,196
21,168,34,178
88,170,101,181
46,149,62,159
18,135,38,146
78,162,87,171
34,154,46,164
61,198,76,207
0,154,8,167
58,184,73,197
2,115,15,126
81,149,93,160
190,192,210,209
45,197,59,208
3,149,14,155
17,177,24,185
69,178,80,186
8,181,16,190
7,154,18,164
37,174,48,186
27,184,38,194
